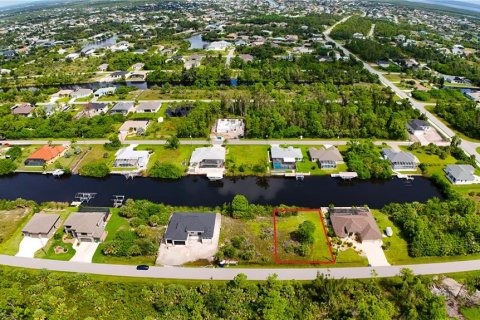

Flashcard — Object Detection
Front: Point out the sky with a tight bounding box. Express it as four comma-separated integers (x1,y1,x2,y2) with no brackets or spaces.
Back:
0,0,46,8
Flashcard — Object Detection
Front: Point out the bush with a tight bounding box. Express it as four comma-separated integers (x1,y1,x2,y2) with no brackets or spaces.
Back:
296,221,316,244
0,159,16,175
411,90,430,101
231,195,252,219
79,163,110,178
149,162,183,179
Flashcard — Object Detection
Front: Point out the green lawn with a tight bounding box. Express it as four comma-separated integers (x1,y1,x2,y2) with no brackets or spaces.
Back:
35,209,77,261
75,95,93,102
293,145,348,175
384,74,403,83
275,211,333,263
374,209,480,265
399,146,457,177
334,248,368,267
46,146,86,171
92,210,156,265
462,307,480,320
136,144,198,171
0,208,33,255
226,145,270,176
78,145,117,168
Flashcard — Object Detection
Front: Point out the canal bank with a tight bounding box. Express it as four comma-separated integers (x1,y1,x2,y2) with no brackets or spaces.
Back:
0,173,442,207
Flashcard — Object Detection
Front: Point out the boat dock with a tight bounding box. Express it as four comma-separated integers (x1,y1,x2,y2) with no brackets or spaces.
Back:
331,172,358,180
396,173,414,180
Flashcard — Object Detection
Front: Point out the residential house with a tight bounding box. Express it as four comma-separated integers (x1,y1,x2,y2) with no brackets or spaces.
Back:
72,89,93,99
238,54,254,63
164,212,217,245
111,71,130,80
52,89,73,99
382,148,419,171
444,76,472,85
113,145,150,169
131,63,144,71
24,145,66,166
98,63,109,72
81,102,109,118
11,103,34,116
452,44,465,55
444,164,477,185
63,209,109,243
407,119,430,134
110,101,135,115
308,146,343,169
213,119,244,140
94,87,116,97
465,91,480,105
136,101,161,113
188,146,226,179
329,207,382,242
270,145,303,170
39,103,58,117
206,40,232,51
118,120,149,139
376,60,390,68
22,213,61,238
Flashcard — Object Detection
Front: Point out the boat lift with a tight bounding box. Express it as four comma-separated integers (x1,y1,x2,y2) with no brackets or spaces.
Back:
112,195,125,208
72,192,97,206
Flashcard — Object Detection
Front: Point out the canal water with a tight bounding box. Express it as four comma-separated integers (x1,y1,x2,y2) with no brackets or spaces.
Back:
185,34,210,50
1,173,442,208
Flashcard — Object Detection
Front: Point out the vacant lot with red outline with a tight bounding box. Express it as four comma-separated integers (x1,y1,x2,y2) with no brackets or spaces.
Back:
273,208,335,265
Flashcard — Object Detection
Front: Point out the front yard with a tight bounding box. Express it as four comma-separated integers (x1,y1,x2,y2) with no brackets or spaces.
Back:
0,208,33,255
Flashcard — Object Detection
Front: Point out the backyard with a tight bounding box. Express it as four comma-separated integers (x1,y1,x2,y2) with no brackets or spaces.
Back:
274,210,334,264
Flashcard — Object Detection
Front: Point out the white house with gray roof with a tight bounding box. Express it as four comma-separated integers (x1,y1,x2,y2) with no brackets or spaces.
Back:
270,145,303,170
407,119,430,134
444,164,477,185
110,101,135,115
309,146,343,169
136,101,161,113
188,146,226,180
22,213,61,238
382,149,419,171
64,210,109,243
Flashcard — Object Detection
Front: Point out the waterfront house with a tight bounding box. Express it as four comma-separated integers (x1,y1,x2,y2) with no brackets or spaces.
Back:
11,103,34,116
329,207,382,242
24,145,66,166
111,71,130,80
98,63,108,72
113,145,150,169
22,213,61,238
110,101,135,115
308,146,343,169
270,145,303,171
94,87,116,97
81,102,109,117
188,146,226,180
136,101,161,113
206,40,232,51
382,149,419,171
52,89,73,99
64,208,109,243
72,89,93,100
131,63,144,70
444,164,477,185
164,212,217,246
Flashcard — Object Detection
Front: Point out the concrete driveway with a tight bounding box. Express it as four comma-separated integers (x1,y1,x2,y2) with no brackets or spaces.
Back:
360,240,390,267
70,240,99,263
15,237,49,258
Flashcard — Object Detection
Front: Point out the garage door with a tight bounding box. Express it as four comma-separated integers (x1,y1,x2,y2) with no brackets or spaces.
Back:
80,237,93,242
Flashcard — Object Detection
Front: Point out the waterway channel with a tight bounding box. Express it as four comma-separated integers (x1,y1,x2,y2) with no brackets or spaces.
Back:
1,173,442,208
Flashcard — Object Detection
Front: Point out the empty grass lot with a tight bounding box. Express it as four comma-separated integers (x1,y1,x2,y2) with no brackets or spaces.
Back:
275,210,333,263
226,145,270,176
136,144,198,171
399,146,457,177
78,145,117,168
0,208,32,255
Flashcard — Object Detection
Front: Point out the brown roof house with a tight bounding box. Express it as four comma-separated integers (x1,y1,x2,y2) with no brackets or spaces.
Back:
22,212,61,238
24,145,66,166
11,103,34,116
329,207,382,242
309,146,343,169
64,209,109,243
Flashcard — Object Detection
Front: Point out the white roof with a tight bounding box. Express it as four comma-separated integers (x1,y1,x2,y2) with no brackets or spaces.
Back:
119,120,149,131
270,145,303,160
115,146,149,167
215,119,243,134
190,146,226,163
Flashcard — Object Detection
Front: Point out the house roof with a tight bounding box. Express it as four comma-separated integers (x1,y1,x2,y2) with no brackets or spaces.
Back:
22,213,60,235
190,146,226,163
111,101,134,111
119,120,149,132
329,207,382,241
165,212,216,241
73,89,93,96
270,145,303,161
94,87,116,94
408,119,430,131
11,103,33,115
85,102,109,111
136,101,161,111
64,211,107,238
382,149,418,164
308,146,343,162
445,164,475,181
28,145,65,161
114,146,149,167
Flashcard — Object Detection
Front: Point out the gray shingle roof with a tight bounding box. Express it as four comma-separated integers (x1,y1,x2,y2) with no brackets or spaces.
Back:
309,146,343,162
445,164,475,181
165,212,216,241
64,211,106,238
270,146,303,160
382,149,418,163
22,213,60,235
190,147,225,163
329,207,382,241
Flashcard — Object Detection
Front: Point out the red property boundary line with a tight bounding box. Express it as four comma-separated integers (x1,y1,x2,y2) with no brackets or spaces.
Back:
273,208,336,265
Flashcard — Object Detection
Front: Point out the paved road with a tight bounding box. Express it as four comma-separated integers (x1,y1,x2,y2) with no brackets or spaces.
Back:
225,48,235,66
3,139,413,147
324,17,480,164
1,254,480,280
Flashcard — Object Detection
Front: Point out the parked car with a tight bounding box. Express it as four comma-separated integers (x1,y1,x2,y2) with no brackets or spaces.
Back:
136,265,149,270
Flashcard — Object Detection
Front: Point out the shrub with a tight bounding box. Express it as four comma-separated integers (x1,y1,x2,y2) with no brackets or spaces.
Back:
149,162,183,179
296,221,316,244
79,163,110,178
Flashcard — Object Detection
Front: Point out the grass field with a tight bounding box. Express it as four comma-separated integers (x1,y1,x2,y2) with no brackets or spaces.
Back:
226,145,270,176
399,146,457,177
78,145,117,168
274,210,333,264
136,144,198,171
0,208,32,255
